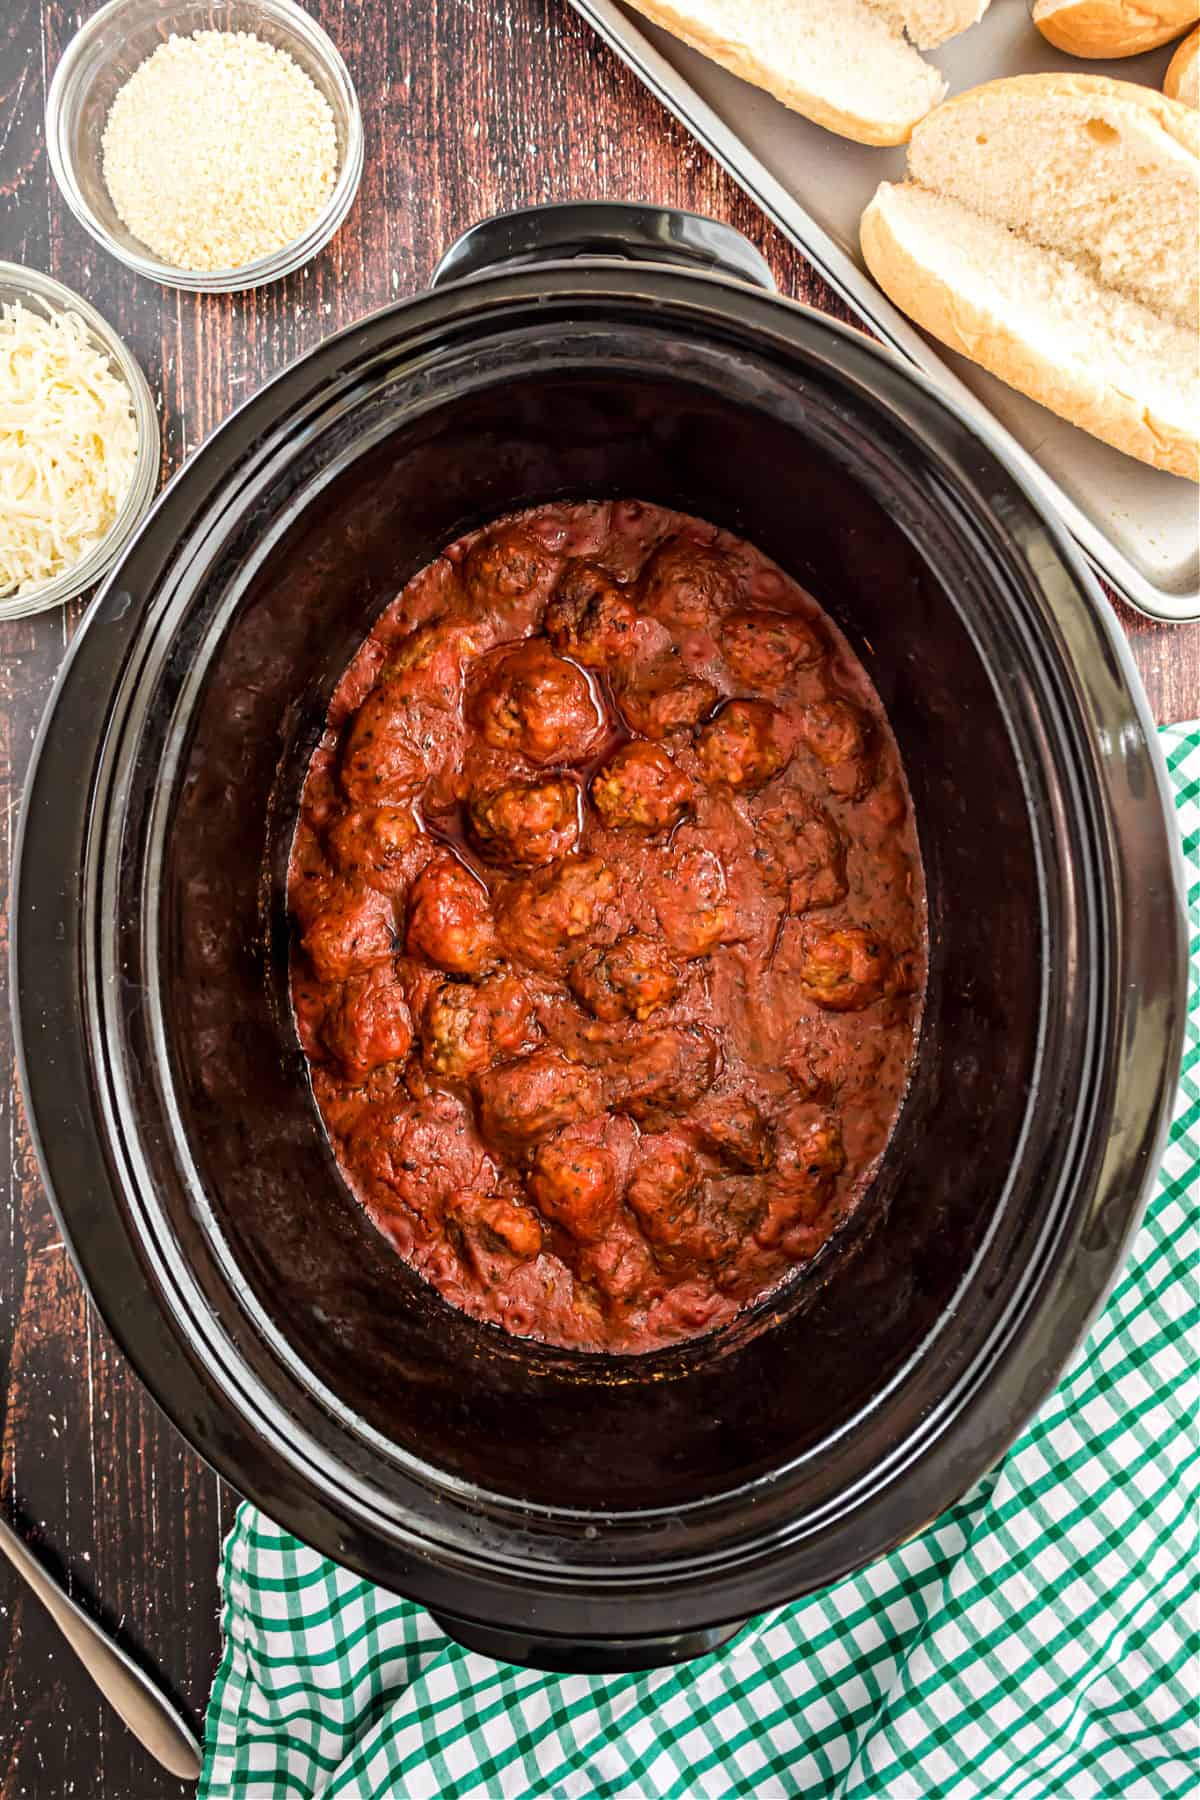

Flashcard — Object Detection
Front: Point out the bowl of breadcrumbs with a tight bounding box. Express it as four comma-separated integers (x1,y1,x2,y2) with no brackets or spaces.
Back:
46,0,363,292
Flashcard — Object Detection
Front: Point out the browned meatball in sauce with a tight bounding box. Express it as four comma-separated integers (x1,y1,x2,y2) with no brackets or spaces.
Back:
471,642,603,766
720,608,823,688
614,1025,719,1128
405,852,497,976
796,924,892,1012
341,682,426,805
653,847,736,959
482,1196,545,1259
499,856,619,973
754,803,847,913
696,700,790,792
569,933,680,1023
591,742,691,834
756,1109,845,1247
322,965,413,1079
639,536,737,629
463,524,558,612
327,806,427,896
475,1050,603,1152
616,664,718,741
692,1091,774,1171
385,618,484,705
347,1092,490,1219
468,774,580,868
528,1134,618,1242
302,884,396,983
544,561,640,667
799,698,874,798
421,976,533,1079
626,1139,732,1269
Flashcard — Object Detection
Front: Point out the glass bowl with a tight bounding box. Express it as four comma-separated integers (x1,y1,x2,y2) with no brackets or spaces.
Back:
45,0,363,294
0,263,160,620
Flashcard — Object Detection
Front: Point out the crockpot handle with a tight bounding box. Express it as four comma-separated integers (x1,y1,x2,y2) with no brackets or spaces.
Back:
430,201,777,292
429,1608,747,1674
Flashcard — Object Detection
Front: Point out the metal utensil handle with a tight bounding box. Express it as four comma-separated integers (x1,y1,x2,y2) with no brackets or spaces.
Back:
431,200,777,292
0,1512,203,1781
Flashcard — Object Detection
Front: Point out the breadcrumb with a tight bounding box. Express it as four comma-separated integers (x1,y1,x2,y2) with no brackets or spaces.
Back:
101,30,339,273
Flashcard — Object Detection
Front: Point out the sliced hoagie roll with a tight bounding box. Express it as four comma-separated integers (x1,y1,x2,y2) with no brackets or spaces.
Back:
1164,26,1199,106
859,74,1200,479
1031,0,1199,61
620,0,991,146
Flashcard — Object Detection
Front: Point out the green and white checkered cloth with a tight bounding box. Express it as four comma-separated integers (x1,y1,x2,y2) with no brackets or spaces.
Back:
202,724,1200,1800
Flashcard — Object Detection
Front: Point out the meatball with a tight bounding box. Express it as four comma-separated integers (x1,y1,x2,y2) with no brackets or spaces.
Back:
626,1138,732,1267
695,700,790,792
614,1025,719,1128
591,742,691,835
347,1092,492,1218
467,773,579,869
385,618,483,707
544,561,640,667
463,524,558,610
626,1137,701,1232
471,642,603,766
405,852,498,976
798,699,874,798
639,536,737,629
459,1191,545,1260
421,976,533,1079
302,883,396,983
322,965,414,1079
754,803,847,913
720,608,823,688
796,924,892,1012
756,1109,845,1247
528,1135,618,1242
569,934,680,1023
615,664,718,741
341,681,425,804
577,1231,663,1308
692,1091,774,1171
327,806,427,896
653,847,735,959
475,1050,603,1151
499,856,619,973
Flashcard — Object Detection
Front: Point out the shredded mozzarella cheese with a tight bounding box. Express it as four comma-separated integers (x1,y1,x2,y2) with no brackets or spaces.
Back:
0,299,139,597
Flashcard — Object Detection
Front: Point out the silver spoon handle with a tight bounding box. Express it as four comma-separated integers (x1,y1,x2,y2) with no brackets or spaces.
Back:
0,1511,203,1781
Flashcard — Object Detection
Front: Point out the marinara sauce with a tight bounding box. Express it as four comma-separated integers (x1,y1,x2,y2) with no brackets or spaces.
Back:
289,502,926,1353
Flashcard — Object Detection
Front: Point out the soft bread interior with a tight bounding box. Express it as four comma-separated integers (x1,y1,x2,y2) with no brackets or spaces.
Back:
864,182,1199,455
622,0,947,143
872,0,990,50
906,77,1199,327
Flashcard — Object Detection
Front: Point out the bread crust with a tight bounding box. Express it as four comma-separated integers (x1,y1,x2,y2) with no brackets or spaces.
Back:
1164,26,1199,105
619,0,944,145
860,188,1199,481
1031,0,1199,60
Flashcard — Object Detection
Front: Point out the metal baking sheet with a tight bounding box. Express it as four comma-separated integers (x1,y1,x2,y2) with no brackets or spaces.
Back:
570,0,1198,623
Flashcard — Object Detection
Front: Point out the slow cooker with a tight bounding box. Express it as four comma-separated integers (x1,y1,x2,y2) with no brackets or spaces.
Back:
12,204,1188,1672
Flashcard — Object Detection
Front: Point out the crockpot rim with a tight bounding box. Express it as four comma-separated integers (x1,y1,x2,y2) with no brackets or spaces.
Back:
13,261,1189,1639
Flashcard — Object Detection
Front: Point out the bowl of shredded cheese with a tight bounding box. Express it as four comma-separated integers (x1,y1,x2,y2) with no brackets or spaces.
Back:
0,264,159,618
46,0,363,293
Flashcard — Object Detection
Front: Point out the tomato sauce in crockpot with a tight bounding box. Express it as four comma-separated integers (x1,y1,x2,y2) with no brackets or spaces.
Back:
288,501,927,1353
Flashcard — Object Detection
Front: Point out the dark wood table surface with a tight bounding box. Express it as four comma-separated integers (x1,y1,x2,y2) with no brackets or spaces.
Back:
0,2,1196,1794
